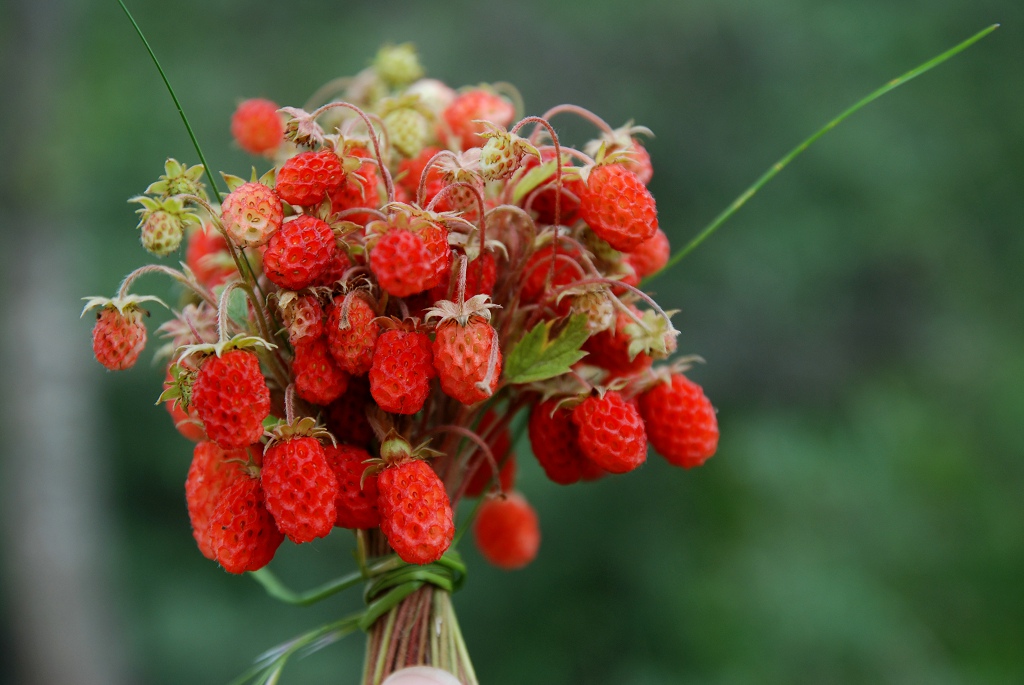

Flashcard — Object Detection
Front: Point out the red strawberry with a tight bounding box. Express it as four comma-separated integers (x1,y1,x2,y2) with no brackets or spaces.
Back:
166,396,205,442
369,329,435,415
186,226,236,287
582,304,654,378
91,306,147,371
191,349,270,449
311,245,353,288
527,399,603,485
625,228,669,280
430,252,498,302
185,441,250,559
279,293,323,346
378,459,454,565
520,244,583,316
396,146,446,206
329,145,381,225
323,443,379,529
519,151,584,225
261,436,339,544
325,377,374,448
370,226,448,298
637,373,718,469
292,336,349,405
473,492,540,570
208,475,283,574
431,314,502,405
326,293,379,376
263,215,336,290
571,391,647,474
440,89,515,150
231,98,284,156
220,182,283,248
276,149,345,207
578,164,658,251
621,138,653,185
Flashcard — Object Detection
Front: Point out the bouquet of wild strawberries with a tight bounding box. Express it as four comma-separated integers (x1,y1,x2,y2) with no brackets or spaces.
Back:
83,43,717,684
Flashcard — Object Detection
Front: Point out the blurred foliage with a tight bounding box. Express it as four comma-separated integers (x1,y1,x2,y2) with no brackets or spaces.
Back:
5,0,1023,682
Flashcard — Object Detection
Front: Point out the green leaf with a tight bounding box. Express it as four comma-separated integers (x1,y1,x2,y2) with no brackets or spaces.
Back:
227,287,249,328
504,314,590,384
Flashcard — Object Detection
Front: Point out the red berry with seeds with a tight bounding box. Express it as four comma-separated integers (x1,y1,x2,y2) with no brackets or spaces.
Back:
191,350,270,449
325,377,374,448
276,149,345,207
571,391,647,474
279,293,323,346
369,329,435,415
208,475,283,574
326,294,379,376
167,397,205,442
323,444,380,529
520,244,583,316
220,182,283,248
186,226,236,287
370,227,446,298
527,400,603,485
378,459,454,565
578,164,658,252
91,306,147,371
231,98,284,156
293,336,349,405
329,146,381,225
263,215,336,291
440,89,515,150
637,374,719,469
473,492,540,570
185,441,250,559
432,316,502,405
625,227,670,279
430,252,498,302
583,304,654,378
261,436,339,544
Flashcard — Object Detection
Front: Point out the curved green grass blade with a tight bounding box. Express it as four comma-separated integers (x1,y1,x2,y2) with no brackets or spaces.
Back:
645,23,999,284
116,0,224,205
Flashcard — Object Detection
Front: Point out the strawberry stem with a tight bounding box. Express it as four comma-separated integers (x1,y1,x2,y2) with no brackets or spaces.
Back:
645,23,1000,283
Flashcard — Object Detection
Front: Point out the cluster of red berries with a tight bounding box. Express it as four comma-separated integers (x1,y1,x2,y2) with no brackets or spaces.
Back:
84,43,718,574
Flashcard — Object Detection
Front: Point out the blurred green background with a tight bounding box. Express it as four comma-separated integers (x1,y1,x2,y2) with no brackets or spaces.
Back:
1,0,1022,683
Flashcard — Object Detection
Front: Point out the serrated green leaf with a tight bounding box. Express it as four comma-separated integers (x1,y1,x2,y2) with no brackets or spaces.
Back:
504,314,590,384
511,159,557,205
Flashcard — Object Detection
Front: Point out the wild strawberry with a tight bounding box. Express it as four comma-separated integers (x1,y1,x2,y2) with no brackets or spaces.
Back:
208,475,283,574
231,98,284,156
326,293,379,376
383,103,430,159
625,228,670,279
473,492,540,570
275,149,345,207
191,349,271,449
637,373,718,469
374,43,424,87
369,329,435,415
323,443,379,529
144,158,207,200
378,458,454,565
427,296,502,405
527,400,603,485
571,391,647,474
621,138,653,185
277,292,323,346
167,396,205,442
369,216,450,297
186,226,235,287
131,195,200,256
185,441,250,559
325,376,374,448
479,123,538,181
293,335,349,406
263,215,335,291
440,89,515,150
519,151,584,225
312,244,353,287
583,304,654,378
430,252,498,302
260,421,340,544
220,181,283,248
396,146,446,207
88,305,147,371
578,163,658,252
329,146,381,226
520,243,583,316
463,410,516,497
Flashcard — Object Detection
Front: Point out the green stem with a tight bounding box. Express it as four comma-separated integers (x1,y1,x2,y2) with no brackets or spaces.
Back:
645,23,1000,283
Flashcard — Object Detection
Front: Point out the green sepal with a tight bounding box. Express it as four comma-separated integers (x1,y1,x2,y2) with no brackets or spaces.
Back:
503,314,590,384
226,287,249,328
221,172,247,192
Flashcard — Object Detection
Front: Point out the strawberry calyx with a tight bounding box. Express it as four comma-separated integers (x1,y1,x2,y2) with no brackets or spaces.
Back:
176,333,276,363
263,415,336,448
144,158,207,200
81,294,168,319
424,294,500,328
